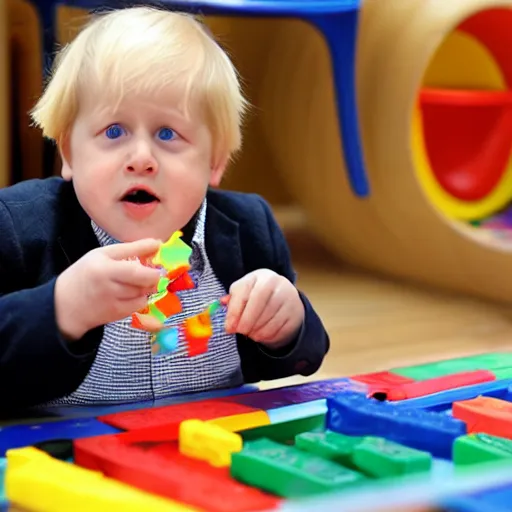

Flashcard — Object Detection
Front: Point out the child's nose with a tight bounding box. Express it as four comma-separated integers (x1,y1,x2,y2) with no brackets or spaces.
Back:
126,141,158,174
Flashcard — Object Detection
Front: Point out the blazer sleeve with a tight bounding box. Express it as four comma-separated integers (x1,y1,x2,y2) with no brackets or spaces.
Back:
238,196,330,383
0,200,103,410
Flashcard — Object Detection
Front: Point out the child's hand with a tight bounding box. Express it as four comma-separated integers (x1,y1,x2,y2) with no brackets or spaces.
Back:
55,239,162,341
225,269,305,349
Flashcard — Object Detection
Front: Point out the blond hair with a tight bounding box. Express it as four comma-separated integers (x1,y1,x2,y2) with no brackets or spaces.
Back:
31,7,248,163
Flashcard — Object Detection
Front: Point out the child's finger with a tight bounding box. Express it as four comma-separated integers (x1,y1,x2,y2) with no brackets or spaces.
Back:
250,306,289,342
225,277,255,332
104,238,162,261
236,280,274,335
110,259,161,288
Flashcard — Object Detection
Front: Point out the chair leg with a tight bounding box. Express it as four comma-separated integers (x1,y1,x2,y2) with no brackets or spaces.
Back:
308,10,370,198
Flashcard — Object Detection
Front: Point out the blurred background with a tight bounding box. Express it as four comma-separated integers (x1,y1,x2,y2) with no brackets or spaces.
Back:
2,0,512,391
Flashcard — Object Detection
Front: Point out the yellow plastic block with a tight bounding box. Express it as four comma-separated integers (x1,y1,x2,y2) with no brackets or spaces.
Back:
5,447,196,512
179,419,243,468
208,411,271,432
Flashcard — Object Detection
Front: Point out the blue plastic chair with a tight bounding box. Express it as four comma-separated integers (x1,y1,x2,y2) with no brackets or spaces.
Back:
31,0,370,197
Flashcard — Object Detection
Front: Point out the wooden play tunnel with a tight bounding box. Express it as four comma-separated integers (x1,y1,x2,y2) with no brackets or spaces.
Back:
257,0,512,303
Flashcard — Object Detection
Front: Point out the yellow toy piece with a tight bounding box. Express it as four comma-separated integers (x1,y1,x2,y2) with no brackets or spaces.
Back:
208,411,271,433
5,447,196,512
179,419,243,468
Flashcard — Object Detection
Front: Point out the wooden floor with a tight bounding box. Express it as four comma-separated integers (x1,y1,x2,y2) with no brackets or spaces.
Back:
261,209,512,389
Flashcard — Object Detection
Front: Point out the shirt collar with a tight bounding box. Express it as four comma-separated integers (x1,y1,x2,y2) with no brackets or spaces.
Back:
91,199,207,276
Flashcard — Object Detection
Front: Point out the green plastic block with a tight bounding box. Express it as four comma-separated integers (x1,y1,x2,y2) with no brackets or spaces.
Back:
351,437,432,478
231,438,366,498
453,434,512,466
391,353,512,380
295,430,364,467
491,367,512,380
242,414,325,444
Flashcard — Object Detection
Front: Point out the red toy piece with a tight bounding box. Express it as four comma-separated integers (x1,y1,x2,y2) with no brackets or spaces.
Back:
99,399,261,431
167,272,195,293
370,370,496,401
452,395,512,439
74,434,281,512
350,371,414,387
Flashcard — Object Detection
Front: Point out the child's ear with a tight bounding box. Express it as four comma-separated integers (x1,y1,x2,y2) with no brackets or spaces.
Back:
58,135,73,181
209,155,229,187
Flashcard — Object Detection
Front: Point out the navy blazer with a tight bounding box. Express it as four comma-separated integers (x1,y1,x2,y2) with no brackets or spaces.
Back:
0,178,329,409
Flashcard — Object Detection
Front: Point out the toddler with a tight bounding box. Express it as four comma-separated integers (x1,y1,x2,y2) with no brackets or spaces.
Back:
0,7,329,409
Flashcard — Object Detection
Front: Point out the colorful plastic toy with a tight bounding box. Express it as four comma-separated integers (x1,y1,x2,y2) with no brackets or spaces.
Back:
130,231,226,356
3,352,512,511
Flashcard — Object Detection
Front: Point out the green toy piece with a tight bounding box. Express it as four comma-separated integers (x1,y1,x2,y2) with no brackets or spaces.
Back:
242,414,325,444
295,430,365,468
453,434,512,466
231,438,366,498
351,437,432,478
390,353,512,380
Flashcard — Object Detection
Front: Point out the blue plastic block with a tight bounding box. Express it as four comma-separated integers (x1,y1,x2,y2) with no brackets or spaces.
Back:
326,392,466,459
267,400,328,424
393,379,512,412
0,418,120,456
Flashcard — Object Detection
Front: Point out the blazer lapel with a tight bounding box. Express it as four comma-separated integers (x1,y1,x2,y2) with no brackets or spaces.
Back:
56,181,99,268
204,202,245,290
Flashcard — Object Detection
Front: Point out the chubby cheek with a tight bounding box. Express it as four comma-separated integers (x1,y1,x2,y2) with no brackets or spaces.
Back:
165,164,211,221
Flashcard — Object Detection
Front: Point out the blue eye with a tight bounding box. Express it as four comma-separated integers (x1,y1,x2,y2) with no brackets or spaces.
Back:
158,127,176,141
105,124,125,139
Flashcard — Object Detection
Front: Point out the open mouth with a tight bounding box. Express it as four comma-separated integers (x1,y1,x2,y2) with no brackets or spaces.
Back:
121,188,160,204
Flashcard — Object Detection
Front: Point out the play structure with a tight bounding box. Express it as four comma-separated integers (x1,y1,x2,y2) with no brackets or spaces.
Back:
258,0,512,303
4,352,512,510
3,0,512,302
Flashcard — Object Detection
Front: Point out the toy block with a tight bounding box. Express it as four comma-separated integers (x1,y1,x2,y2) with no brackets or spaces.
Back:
208,411,271,432
350,371,414,387
230,438,366,498
99,399,260,432
371,371,496,401
242,414,325,444
5,447,193,511
351,437,432,478
74,435,282,512
391,353,512,381
0,417,119,457
223,378,354,409
452,396,512,438
295,431,365,467
453,434,512,466
179,419,242,467
326,391,466,458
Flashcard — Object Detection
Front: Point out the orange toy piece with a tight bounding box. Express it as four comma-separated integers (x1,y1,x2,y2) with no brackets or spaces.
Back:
452,396,512,439
154,292,182,317
166,265,191,282
184,311,213,356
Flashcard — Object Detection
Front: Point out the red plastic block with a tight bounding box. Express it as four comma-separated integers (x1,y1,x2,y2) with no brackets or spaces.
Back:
350,371,414,387
74,434,281,512
99,399,261,431
453,396,512,439
371,370,496,401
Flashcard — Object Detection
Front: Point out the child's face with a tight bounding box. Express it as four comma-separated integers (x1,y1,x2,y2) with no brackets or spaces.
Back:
61,87,225,243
